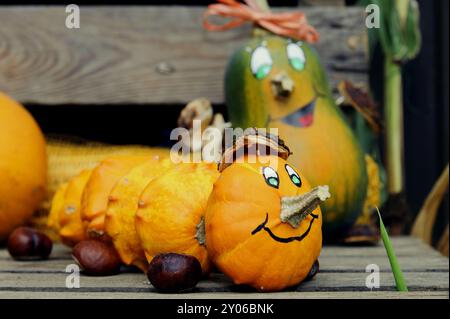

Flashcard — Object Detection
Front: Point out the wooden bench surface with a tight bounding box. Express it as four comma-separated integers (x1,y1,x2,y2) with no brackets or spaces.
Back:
0,237,448,299
0,6,367,105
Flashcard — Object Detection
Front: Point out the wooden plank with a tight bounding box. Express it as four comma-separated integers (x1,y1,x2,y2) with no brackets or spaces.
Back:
0,237,448,298
0,271,447,292
0,237,436,259
0,237,448,273
0,6,367,105
320,256,449,272
321,239,444,258
0,255,447,273
0,244,71,260
0,290,448,300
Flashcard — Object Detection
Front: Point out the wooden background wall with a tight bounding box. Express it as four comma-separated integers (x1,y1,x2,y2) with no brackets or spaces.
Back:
0,0,448,238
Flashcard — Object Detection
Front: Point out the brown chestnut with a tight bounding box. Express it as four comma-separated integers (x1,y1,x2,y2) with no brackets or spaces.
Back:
147,253,202,293
72,240,121,276
7,227,53,261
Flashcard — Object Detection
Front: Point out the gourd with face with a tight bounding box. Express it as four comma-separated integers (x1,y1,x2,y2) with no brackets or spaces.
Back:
225,34,368,241
205,131,330,291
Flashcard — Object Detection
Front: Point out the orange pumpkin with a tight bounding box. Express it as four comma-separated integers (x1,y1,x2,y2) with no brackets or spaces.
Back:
0,92,47,240
205,130,330,291
135,162,219,274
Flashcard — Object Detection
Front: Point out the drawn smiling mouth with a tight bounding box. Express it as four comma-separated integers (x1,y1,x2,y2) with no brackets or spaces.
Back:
251,212,319,243
275,98,317,128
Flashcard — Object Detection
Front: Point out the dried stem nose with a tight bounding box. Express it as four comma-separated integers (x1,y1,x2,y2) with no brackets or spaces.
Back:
271,71,294,98
280,186,331,228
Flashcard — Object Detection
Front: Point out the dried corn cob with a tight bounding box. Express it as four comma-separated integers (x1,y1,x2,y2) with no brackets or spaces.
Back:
44,139,170,211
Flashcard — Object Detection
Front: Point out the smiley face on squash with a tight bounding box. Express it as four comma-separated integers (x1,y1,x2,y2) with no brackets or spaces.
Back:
205,130,330,292
250,164,324,244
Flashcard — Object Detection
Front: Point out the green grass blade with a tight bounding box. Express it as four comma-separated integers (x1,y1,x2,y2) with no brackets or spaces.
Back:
376,207,409,291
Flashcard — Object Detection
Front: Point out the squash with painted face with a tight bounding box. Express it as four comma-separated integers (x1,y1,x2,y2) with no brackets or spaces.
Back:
205,130,330,291
225,34,368,241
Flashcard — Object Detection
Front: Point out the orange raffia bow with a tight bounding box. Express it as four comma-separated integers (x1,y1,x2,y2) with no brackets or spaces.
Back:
203,0,319,43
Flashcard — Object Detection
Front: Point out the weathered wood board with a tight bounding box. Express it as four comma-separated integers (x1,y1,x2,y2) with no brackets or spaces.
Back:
0,6,367,105
0,237,447,299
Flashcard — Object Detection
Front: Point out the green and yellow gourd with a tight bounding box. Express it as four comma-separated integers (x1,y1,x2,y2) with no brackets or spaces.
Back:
225,33,368,241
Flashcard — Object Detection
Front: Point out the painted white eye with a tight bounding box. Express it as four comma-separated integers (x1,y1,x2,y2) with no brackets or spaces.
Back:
286,43,306,71
285,164,302,187
250,46,273,80
262,166,279,189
